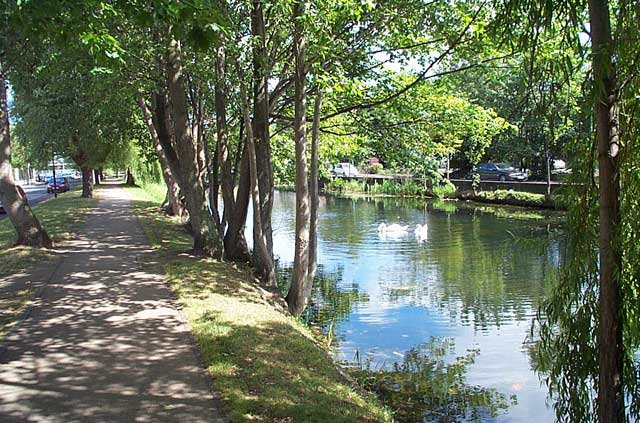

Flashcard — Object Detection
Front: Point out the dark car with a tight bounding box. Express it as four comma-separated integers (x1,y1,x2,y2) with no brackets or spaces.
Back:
473,163,528,182
47,177,70,193
0,186,28,213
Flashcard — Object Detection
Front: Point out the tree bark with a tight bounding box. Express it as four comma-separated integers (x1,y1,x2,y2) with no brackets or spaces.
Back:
308,90,323,282
215,42,235,227
81,166,94,197
236,59,275,285
166,39,223,257
588,1,624,422
224,146,251,262
544,140,551,197
137,95,185,217
286,0,311,317
214,42,250,261
94,169,101,185
0,70,52,248
252,0,275,265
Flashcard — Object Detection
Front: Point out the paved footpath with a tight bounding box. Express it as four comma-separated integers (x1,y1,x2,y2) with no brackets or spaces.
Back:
0,185,225,422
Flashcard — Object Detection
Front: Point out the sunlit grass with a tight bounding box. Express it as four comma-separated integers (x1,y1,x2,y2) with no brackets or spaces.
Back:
127,186,393,423
461,189,549,207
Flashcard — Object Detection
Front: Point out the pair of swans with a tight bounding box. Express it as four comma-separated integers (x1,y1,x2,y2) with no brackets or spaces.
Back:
378,222,428,241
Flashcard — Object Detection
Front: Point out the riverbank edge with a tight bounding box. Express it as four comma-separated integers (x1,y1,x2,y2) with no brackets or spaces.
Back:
126,185,394,423
316,187,563,211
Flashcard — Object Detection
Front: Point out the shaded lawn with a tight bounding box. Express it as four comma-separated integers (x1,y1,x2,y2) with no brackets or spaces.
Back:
127,185,392,423
0,188,97,275
0,188,97,338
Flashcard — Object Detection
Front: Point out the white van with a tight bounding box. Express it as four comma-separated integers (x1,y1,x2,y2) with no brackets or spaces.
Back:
332,163,358,177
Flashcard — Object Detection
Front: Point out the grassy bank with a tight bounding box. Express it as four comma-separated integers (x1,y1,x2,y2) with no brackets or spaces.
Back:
127,186,392,423
0,188,97,339
0,188,97,275
325,178,457,199
324,178,560,209
458,189,556,209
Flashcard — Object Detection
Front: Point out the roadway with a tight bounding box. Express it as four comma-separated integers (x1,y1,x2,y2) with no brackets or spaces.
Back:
0,180,82,221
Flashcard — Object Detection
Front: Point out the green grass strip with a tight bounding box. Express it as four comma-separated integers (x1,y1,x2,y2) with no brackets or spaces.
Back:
127,185,392,423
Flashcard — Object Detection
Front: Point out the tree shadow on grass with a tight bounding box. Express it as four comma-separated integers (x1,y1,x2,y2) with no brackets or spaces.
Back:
191,312,390,423
0,186,222,422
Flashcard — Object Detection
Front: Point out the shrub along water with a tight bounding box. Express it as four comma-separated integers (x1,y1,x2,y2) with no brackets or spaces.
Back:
325,178,451,198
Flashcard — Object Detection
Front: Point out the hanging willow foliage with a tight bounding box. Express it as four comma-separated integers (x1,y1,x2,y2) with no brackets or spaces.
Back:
494,0,640,421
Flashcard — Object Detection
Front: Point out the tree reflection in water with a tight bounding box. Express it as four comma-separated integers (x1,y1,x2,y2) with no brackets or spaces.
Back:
277,265,369,344
351,338,516,423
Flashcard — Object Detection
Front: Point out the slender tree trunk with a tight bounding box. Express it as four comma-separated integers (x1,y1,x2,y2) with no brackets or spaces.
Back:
202,128,220,225
0,70,51,248
236,59,275,285
166,39,223,257
126,168,135,185
137,95,185,217
215,42,236,228
252,0,275,264
210,137,220,217
286,0,311,316
308,91,323,282
81,166,94,197
588,1,624,422
232,121,245,186
94,169,101,185
544,139,551,197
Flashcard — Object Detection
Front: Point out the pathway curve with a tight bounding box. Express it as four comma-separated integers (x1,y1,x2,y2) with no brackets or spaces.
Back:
0,184,224,422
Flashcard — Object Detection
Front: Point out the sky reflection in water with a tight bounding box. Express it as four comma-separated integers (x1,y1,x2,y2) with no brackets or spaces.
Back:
268,192,563,422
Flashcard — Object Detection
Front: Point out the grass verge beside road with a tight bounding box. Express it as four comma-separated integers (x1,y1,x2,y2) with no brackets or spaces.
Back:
127,185,392,423
0,189,97,339
0,190,97,274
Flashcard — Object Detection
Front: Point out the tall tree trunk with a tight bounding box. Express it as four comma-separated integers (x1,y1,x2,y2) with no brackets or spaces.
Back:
166,39,223,257
308,91,323,282
544,139,551,197
81,166,94,197
232,121,245,186
236,59,275,285
251,0,275,266
94,169,101,185
215,42,249,262
0,70,52,248
224,146,251,262
286,0,311,317
137,95,185,217
215,42,235,228
588,1,624,422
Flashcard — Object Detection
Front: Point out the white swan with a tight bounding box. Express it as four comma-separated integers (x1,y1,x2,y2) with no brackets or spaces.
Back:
378,223,410,234
378,223,410,240
414,224,428,243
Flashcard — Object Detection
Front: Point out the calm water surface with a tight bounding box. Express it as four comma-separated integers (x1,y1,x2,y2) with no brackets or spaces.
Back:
268,191,563,423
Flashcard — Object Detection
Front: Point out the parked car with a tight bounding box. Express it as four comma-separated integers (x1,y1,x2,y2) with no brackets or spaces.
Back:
0,186,28,213
47,177,71,193
473,163,528,181
332,163,359,177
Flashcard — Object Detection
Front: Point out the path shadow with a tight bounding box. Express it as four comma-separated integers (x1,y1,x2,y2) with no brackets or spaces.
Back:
0,184,223,422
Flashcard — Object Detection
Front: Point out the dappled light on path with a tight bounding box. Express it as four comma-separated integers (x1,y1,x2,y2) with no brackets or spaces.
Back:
0,184,223,422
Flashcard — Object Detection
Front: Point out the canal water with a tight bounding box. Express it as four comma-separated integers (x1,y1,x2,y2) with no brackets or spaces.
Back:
268,191,563,422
